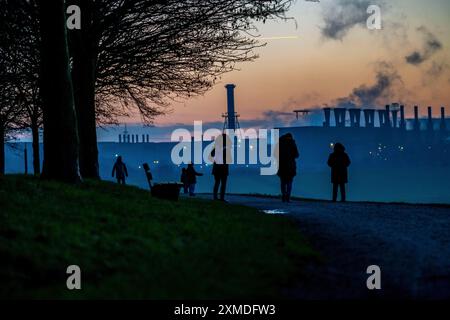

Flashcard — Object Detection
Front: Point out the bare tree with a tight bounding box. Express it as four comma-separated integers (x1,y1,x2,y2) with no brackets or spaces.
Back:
0,70,26,175
69,0,295,179
1,0,43,175
1,0,294,179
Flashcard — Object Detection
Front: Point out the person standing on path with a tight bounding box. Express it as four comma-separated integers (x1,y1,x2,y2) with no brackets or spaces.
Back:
276,133,299,203
112,156,128,185
327,143,351,202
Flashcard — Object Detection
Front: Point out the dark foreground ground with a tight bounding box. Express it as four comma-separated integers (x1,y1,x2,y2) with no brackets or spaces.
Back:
0,176,315,299
210,195,450,299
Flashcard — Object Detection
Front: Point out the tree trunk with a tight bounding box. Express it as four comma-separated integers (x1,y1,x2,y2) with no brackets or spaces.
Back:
71,1,100,179
39,0,80,183
0,125,5,175
31,119,40,175
73,49,99,179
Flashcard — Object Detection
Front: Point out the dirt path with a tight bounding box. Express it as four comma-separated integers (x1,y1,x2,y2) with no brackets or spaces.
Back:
205,195,450,299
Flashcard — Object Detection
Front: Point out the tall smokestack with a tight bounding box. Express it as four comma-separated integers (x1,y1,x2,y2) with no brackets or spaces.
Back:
225,84,236,130
399,105,406,130
342,109,348,127
385,105,391,128
333,108,340,127
364,109,375,128
119,134,122,144
334,108,346,127
349,109,355,127
441,107,447,131
427,106,433,131
392,110,398,128
378,110,385,127
414,106,420,131
323,108,331,127
348,109,361,128
355,109,361,127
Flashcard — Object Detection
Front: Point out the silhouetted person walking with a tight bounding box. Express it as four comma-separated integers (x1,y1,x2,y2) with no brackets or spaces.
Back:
186,163,203,196
211,133,231,202
112,156,128,185
180,168,188,194
276,133,299,203
327,143,351,202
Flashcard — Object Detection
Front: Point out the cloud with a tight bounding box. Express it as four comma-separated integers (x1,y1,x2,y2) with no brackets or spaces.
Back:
426,61,450,78
334,62,403,108
321,0,381,40
240,63,406,129
405,26,443,65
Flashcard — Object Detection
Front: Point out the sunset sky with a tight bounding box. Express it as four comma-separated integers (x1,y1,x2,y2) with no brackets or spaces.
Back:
119,0,450,134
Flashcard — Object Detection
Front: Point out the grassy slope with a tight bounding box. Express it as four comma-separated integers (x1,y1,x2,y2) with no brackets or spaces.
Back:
0,175,316,299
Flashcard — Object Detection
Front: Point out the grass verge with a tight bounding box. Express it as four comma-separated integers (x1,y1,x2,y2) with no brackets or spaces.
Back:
0,175,316,299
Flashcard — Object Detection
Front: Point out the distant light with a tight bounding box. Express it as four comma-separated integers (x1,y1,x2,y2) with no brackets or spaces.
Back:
115,154,119,157
138,166,141,169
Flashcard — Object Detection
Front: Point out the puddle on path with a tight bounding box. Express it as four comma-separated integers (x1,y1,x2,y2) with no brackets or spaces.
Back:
261,209,289,215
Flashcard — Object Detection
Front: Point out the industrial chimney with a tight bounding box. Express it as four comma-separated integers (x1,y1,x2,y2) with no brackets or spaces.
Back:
392,110,398,128
385,105,391,128
378,110,385,127
364,109,375,128
225,84,237,130
414,106,420,131
348,109,361,128
348,109,354,127
334,108,346,127
399,105,406,130
323,108,331,127
427,106,433,131
441,107,447,131
355,109,362,127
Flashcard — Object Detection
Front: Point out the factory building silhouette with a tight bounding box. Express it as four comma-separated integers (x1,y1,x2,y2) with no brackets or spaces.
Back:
117,84,448,160
86,84,449,203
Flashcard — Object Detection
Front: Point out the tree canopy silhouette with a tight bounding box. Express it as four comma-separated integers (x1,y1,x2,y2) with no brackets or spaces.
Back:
1,0,295,181
0,0,42,175
70,0,295,179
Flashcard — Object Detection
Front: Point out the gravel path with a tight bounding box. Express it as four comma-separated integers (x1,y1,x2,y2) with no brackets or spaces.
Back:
210,195,450,299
